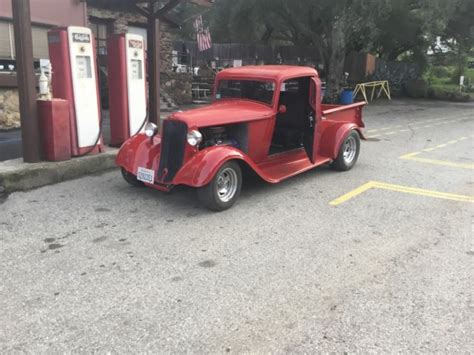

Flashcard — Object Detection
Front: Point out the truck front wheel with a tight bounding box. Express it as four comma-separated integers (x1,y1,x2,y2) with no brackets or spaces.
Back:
197,161,242,211
331,131,361,171
121,168,144,187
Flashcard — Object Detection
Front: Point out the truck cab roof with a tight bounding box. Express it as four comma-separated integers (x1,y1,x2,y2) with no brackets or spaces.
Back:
217,65,319,82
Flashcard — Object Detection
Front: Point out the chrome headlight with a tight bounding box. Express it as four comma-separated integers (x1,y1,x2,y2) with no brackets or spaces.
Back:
187,130,203,146
144,122,158,138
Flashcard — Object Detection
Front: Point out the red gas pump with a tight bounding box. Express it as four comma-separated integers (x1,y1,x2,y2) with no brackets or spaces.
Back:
107,33,147,147
47,26,103,156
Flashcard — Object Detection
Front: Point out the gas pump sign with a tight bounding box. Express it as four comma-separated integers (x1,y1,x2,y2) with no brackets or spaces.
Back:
72,33,91,43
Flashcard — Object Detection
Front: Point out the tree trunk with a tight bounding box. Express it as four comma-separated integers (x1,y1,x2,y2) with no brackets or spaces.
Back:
325,16,346,103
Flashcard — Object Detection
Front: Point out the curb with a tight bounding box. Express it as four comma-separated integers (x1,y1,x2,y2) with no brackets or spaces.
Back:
0,148,118,194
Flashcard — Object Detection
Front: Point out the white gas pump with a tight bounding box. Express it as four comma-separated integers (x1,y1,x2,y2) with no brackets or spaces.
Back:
48,26,103,156
107,33,147,146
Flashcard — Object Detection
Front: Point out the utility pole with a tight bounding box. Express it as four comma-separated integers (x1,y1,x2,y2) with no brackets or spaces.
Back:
147,0,161,126
12,0,42,162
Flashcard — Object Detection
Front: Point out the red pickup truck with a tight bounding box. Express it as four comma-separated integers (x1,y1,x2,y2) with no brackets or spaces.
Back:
117,65,366,211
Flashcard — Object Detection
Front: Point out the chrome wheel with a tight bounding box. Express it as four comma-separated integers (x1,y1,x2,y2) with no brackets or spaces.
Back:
343,136,357,164
216,167,238,203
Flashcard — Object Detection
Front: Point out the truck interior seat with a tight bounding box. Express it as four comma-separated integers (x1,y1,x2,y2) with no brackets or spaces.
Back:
272,92,307,149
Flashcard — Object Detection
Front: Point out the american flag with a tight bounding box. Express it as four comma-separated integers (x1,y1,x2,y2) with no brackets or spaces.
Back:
194,15,212,52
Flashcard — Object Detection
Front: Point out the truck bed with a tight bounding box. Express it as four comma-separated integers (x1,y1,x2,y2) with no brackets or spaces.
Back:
321,102,366,127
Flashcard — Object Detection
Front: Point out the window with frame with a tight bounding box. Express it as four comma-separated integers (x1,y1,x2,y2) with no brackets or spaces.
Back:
89,20,110,56
216,80,275,105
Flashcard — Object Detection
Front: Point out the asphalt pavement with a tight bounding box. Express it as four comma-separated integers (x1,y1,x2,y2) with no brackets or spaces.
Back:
0,98,473,352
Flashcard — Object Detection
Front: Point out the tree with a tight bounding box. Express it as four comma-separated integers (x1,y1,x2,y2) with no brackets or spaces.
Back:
441,0,474,79
370,0,458,70
207,0,387,101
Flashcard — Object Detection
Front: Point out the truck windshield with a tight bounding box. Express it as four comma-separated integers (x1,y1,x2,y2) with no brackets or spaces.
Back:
216,80,275,105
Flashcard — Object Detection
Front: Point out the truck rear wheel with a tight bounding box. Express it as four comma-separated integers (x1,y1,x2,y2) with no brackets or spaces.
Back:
331,131,360,171
121,168,144,187
197,161,242,211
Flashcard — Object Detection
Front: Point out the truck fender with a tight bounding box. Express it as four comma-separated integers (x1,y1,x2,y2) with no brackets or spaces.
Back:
319,123,362,159
116,134,161,174
173,146,260,188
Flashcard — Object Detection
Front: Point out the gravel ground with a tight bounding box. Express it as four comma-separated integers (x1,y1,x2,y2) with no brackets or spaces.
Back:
0,98,473,353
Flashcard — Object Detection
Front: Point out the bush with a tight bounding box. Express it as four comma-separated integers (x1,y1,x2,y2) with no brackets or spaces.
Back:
427,86,471,102
430,66,451,78
405,79,428,98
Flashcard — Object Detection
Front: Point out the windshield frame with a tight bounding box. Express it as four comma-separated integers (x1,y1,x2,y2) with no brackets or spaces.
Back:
214,78,277,108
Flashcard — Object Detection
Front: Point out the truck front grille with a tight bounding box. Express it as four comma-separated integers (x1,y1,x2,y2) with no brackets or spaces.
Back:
157,120,188,183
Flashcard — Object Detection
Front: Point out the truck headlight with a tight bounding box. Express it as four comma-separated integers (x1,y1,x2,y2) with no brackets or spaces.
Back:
145,122,158,137
187,130,203,146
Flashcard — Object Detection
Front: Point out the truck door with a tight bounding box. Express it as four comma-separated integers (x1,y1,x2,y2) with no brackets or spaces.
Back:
303,78,318,163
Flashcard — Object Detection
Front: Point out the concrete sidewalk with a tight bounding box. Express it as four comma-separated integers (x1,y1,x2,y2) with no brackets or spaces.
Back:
0,148,118,194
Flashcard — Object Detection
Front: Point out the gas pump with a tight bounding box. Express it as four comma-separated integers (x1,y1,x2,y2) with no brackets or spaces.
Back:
47,26,103,156
107,33,147,146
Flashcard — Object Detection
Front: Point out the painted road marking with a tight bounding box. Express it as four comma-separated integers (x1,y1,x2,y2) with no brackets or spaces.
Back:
366,115,472,138
366,118,444,133
399,135,474,170
402,156,474,169
330,181,474,206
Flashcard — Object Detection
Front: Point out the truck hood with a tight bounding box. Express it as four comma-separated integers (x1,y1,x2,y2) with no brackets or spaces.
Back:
170,100,274,128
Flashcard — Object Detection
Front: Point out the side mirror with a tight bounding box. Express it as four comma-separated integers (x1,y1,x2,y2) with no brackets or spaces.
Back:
278,105,287,114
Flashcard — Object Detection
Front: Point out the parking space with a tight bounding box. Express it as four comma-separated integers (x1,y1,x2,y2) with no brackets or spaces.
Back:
0,99,473,352
400,135,474,169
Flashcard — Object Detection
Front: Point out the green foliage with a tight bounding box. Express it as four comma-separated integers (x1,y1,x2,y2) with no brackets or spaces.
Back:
370,0,459,69
440,0,474,79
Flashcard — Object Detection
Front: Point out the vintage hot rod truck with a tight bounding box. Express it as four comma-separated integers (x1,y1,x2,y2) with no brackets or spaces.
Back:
117,66,366,211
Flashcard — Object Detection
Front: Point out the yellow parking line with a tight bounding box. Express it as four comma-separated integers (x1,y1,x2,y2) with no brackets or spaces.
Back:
367,118,446,134
375,182,474,202
367,117,472,138
400,152,421,159
406,156,474,169
330,182,376,206
400,136,473,169
330,181,474,206
368,125,404,133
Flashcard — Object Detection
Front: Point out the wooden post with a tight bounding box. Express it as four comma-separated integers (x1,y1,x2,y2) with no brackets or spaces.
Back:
147,4,161,126
11,0,41,162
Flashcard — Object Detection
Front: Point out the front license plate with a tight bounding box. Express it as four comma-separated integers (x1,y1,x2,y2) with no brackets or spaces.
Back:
137,167,155,184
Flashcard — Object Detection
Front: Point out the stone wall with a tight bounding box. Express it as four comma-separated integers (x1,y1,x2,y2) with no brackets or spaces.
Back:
0,89,20,130
161,72,193,105
368,59,421,96
88,6,175,72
